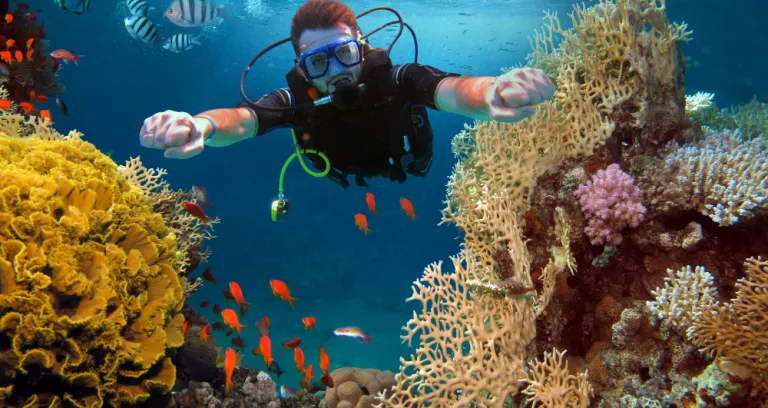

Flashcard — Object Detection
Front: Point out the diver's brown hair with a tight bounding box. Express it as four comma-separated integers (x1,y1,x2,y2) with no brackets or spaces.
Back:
290,0,359,55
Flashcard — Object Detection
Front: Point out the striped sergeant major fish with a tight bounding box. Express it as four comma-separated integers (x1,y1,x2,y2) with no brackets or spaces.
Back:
163,34,202,53
164,0,226,28
126,0,149,17
124,15,159,46
54,0,90,15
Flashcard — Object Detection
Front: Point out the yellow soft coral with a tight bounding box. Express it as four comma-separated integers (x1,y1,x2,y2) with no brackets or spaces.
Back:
0,121,185,406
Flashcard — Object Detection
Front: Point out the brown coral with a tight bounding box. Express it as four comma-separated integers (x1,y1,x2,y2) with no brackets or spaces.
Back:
322,367,396,408
0,125,185,405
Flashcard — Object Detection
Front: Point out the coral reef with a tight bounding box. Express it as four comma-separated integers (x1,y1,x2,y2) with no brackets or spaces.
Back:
118,156,220,295
175,367,281,408
645,127,768,226
322,367,395,408
377,0,768,406
0,114,185,405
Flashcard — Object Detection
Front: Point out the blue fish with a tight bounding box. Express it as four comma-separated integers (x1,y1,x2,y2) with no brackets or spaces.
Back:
54,0,90,15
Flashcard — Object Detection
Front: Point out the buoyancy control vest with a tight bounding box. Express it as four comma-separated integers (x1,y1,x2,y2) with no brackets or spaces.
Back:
285,46,434,188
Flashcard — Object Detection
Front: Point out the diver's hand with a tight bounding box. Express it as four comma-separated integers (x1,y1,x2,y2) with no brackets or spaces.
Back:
486,68,555,122
139,110,210,159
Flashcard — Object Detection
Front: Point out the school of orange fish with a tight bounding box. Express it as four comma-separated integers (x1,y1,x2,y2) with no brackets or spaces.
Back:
178,187,414,397
1,2,76,121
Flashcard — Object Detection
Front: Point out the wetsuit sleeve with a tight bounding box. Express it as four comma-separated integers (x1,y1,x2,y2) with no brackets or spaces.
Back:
392,63,461,110
236,88,296,137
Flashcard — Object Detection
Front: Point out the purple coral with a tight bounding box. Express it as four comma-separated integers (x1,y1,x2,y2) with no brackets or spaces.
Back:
574,163,647,245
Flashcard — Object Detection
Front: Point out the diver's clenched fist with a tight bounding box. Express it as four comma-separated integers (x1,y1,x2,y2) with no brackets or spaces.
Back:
140,110,209,159
486,67,556,123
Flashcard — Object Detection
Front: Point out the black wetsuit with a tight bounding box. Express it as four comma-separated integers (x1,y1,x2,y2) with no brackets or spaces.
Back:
238,45,460,188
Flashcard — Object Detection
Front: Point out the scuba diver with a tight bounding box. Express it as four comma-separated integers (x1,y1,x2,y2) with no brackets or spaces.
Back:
139,0,554,216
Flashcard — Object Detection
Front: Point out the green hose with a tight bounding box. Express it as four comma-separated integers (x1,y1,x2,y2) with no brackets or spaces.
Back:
278,129,330,195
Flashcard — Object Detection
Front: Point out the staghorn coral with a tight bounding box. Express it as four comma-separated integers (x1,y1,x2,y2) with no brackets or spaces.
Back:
375,251,537,407
0,117,185,405
645,127,768,225
686,257,768,384
528,0,691,153
118,156,219,294
520,348,593,408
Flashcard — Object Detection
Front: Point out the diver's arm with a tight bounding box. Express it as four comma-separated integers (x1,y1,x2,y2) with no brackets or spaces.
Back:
434,76,497,120
435,68,556,122
192,108,257,147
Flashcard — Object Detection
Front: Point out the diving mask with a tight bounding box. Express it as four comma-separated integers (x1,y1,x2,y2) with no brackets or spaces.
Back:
297,36,363,79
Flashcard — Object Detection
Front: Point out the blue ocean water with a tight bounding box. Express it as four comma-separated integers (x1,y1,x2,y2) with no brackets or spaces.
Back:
36,0,767,391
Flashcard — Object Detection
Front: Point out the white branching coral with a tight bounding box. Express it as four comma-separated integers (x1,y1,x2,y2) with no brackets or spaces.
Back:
649,127,768,225
118,156,169,198
646,265,718,332
520,348,593,408
685,91,715,114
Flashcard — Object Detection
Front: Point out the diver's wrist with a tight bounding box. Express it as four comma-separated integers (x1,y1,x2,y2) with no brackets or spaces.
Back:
194,116,217,144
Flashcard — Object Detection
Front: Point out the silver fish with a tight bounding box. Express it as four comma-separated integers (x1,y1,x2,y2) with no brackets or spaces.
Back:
124,15,159,45
163,34,202,53
126,0,149,16
165,0,225,28
54,0,90,15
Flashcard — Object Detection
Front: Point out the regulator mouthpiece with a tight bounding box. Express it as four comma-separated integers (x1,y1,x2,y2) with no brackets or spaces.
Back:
332,78,365,109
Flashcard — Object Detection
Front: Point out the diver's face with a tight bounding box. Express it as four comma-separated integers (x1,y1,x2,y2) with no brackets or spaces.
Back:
297,24,362,94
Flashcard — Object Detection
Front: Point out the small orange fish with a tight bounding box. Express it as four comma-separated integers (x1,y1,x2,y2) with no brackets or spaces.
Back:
400,197,416,221
50,49,82,65
25,48,33,60
261,316,271,329
202,267,217,283
14,50,21,62
201,324,211,342
39,110,51,121
182,321,189,336
221,309,246,335
301,364,314,390
260,334,274,369
182,201,209,223
34,94,47,102
256,318,270,337
4,14,12,24
0,99,11,110
252,346,262,356
26,38,33,49
225,348,236,396
302,317,316,331
318,344,330,374
293,346,305,374
354,213,371,235
19,102,33,114
6,39,14,48
269,279,298,309
307,87,319,101
229,282,253,310
365,192,378,215
0,50,10,64
282,338,301,349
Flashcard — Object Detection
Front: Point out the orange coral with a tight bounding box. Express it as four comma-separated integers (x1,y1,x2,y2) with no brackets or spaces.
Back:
0,124,185,406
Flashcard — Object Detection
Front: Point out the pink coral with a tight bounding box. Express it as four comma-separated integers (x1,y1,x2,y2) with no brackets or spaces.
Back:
574,163,646,245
